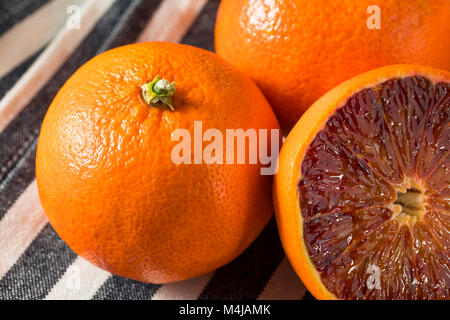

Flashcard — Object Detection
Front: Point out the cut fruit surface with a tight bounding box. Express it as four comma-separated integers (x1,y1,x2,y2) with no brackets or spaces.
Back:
274,65,449,300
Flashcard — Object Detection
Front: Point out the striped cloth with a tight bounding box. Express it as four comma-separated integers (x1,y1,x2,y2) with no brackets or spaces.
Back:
0,0,312,300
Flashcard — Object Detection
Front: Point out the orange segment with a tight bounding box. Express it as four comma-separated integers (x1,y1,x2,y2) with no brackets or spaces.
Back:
412,222,449,299
416,82,450,179
274,65,450,300
377,76,435,176
320,220,401,299
425,159,450,197
303,207,392,272
326,87,403,184
299,129,395,218
424,210,449,253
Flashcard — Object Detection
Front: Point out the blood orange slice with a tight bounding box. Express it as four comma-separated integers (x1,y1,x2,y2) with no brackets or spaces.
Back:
274,65,449,300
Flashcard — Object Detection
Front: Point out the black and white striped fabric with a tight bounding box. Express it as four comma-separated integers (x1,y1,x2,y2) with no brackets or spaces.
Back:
0,0,311,300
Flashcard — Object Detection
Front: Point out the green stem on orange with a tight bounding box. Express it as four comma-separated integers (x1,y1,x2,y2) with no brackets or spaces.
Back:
141,75,176,110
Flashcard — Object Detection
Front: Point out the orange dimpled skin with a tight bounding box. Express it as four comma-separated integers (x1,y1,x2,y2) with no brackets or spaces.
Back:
36,42,279,283
215,0,450,132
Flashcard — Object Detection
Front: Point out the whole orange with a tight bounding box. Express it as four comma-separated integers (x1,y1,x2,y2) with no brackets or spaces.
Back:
36,42,279,283
215,0,450,131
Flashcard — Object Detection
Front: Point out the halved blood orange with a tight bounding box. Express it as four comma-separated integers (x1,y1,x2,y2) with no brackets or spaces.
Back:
274,65,449,300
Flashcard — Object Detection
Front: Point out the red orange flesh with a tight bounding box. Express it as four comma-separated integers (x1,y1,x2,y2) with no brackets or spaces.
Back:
275,65,449,300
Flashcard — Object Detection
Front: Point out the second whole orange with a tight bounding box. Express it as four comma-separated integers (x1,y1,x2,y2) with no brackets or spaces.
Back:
215,0,450,132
